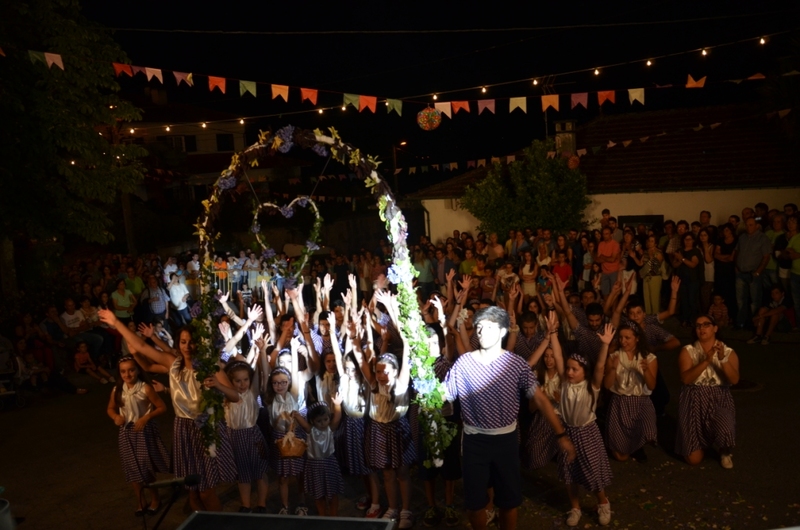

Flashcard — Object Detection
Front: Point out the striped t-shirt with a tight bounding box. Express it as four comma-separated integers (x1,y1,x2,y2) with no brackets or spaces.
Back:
444,350,538,431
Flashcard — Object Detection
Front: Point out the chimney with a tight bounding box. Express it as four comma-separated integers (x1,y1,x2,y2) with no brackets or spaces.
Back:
554,120,577,155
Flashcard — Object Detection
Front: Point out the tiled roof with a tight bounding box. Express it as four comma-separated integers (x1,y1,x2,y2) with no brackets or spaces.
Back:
409,105,798,200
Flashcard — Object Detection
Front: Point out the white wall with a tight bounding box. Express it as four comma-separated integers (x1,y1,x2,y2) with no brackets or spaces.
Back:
423,187,800,243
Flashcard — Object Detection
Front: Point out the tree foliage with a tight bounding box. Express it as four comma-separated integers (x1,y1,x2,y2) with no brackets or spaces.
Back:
460,139,591,236
0,0,146,245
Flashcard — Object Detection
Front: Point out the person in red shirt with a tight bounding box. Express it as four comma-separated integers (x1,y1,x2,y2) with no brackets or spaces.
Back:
552,250,573,286
595,227,621,296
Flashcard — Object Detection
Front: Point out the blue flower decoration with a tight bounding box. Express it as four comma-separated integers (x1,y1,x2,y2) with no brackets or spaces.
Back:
297,197,309,208
306,240,319,251
387,264,413,285
279,205,294,219
194,412,210,428
251,222,261,234
276,125,295,153
312,143,329,157
262,248,276,260
413,377,437,395
217,175,237,190
189,302,202,318
284,277,297,290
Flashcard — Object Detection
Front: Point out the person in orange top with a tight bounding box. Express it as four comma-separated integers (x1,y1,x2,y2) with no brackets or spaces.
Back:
595,227,621,296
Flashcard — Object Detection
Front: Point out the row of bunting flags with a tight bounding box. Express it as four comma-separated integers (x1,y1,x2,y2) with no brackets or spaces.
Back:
393,107,794,175
17,48,800,122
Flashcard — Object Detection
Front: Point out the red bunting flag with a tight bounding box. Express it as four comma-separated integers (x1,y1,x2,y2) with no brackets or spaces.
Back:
131,66,146,77
208,76,226,93
301,88,318,104
359,95,377,113
477,100,495,114
571,93,588,109
452,101,470,114
113,63,133,77
598,91,616,105
173,71,193,86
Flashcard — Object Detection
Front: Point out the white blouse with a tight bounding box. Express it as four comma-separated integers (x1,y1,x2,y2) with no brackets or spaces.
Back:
339,376,367,419
608,350,657,397
315,372,337,410
684,341,733,387
117,380,153,423
542,371,561,407
169,358,202,419
559,380,600,427
368,385,409,423
270,393,298,433
225,391,260,430
307,426,335,459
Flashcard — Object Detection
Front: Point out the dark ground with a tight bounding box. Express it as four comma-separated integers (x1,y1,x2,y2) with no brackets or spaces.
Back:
2,323,800,530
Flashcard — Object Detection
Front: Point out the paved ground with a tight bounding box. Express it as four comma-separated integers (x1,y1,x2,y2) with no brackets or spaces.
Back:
2,324,800,530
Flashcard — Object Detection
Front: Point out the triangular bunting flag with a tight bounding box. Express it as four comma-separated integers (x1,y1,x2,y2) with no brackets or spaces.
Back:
387,99,403,116
272,84,289,101
628,88,644,105
692,124,704,131
576,148,587,157
747,73,766,80
131,66,146,77
542,94,559,112
598,91,615,105
571,93,588,109
300,88,318,104
491,157,500,164
113,63,133,77
44,53,63,70
343,93,359,108
338,174,346,181
607,140,617,148
0,47,5,57
509,97,527,113
345,197,352,203
452,101,470,114
546,152,556,159
477,100,495,114
778,109,792,119
239,80,256,97
209,76,226,93
434,102,452,118
640,136,649,143
394,169,402,175
450,162,458,170
173,71,193,86
359,95,377,113
782,70,800,76
421,166,428,173
467,160,476,168
622,140,632,148
506,155,516,163
408,167,417,175
709,123,721,129
145,68,163,83
727,79,743,85
657,131,667,136
591,146,601,155
686,75,707,88
28,50,46,65
320,197,326,203
477,159,486,167
432,164,440,170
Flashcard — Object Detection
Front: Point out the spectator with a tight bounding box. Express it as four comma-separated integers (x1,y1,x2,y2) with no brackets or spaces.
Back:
433,249,457,293
672,233,702,326
459,249,477,277
714,223,738,322
595,227,621,296
764,214,785,291
168,273,192,326
509,231,530,261
47,302,103,362
124,266,145,297
734,217,772,329
640,235,665,315
708,294,730,328
486,233,505,264
747,285,791,345
608,217,623,243
783,214,800,329
111,279,137,324
699,210,712,228
140,275,170,326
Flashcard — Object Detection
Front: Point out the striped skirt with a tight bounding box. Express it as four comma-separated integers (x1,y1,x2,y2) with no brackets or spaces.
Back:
334,414,371,476
118,422,171,484
522,410,560,470
270,428,306,477
173,417,236,491
675,385,736,456
229,425,270,483
304,455,345,500
365,416,416,470
558,422,613,492
606,394,657,455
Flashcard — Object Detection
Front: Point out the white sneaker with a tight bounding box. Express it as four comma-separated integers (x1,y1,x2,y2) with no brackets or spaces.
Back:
382,509,398,521
721,454,733,469
566,508,582,527
295,504,308,516
598,502,611,525
277,505,289,515
399,510,413,529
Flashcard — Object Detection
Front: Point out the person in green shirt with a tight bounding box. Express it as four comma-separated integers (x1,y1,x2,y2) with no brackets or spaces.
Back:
784,214,800,329
459,249,477,276
125,266,145,297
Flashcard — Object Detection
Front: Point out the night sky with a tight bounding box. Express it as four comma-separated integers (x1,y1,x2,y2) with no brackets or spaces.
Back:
80,0,798,185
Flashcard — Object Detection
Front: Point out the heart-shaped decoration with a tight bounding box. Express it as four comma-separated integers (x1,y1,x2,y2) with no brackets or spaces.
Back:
251,195,322,281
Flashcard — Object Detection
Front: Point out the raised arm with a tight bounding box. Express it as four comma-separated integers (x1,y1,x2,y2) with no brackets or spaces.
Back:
204,371,240,403
98,309,176,369
219,291,246,328
657,276,681,321
261,280,278,340
593,323,615,390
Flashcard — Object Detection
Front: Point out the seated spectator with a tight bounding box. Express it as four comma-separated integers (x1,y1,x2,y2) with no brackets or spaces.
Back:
747,285,791,345
708,294,730,329
73,341,114,384
168,273,192,326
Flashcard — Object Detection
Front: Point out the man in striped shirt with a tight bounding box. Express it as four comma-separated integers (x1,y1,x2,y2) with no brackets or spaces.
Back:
444,306,575,530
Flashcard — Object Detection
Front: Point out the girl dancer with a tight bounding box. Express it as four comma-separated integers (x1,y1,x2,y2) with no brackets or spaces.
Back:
292,399,345,516
556,323,615,527
106,355,170,516
99,309,236,512
603,323,657,462
675,315,739,468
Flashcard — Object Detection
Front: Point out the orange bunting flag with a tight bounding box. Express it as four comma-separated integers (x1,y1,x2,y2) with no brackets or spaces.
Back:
44,53,64,70
300,88,318,104
477,100,495,114
452,101,470,114
622,140,632,148
607,140,617,148
686,75,706,88
0,47,5,57
778,109,791,119
598,91,616,105
208,76,226,93
541,94,559,112
747,73,766,80
359,95,377,113
271,84,289,101
113,63,133,77
571,93,588,109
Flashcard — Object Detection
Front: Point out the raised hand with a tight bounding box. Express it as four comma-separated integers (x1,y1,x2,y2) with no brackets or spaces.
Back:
445,268,456,284
546,310,559,334
323,273,333,293
97,308,118,327
671,275,681,292
218,321,232,340
458,274,472,293
331,392,344,406
597,323,616,345
343,289,353,308
251,322,265,341
218,290,230,304
348,273,358,291
246,304,263,322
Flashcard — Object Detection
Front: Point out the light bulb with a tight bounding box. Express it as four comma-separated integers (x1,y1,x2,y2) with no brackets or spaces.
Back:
201,123,207,128
594,68,600,76
239,119,244,124
165,126,170,132
481,87,487,93
385,101,389,106
759,37,766,45
433,94,438,100
129,128,135,134
318,109,323,114
532,79,538,85
341,106,346,111
70,160,75,165
701,49,707,56
646,60,652,66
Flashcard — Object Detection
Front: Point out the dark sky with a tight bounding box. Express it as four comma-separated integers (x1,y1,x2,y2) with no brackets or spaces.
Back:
80,0,799,177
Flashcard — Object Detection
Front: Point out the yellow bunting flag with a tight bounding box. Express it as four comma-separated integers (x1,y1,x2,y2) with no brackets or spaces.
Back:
509,97,527,113
628,88,644,105
541,95,559,112
272,84,289,101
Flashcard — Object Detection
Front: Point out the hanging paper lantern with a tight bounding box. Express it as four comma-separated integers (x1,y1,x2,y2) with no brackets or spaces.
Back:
568,155,580,169
417,107,442,131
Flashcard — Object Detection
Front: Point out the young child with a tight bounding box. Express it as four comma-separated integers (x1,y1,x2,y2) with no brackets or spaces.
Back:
74,341,115,384
106,355,170,516
217,361,269,513
556,323,615,527
707,295,730,329
552,250,573,287
292,399,345,516
154,320,174,349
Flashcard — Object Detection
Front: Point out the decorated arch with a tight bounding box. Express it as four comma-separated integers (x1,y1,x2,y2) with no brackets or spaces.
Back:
191,125,455,466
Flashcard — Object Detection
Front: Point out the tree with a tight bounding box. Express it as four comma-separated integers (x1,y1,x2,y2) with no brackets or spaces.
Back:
460,139,590,237
0,0,145,297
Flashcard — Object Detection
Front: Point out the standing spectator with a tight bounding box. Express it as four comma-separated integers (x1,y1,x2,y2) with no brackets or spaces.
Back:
168,273,192,326
162,256,178,286
699,210,712,228
595,227,621,296
508,231,530,261
697,229,716,315
672,233,702,326
140,275,170,326
124,266,145,298
783,214,800,329
111,279,137,325
433,249,457,295
486,233,505,264
608,217,623,244
764,214,785,291
459,249,477,277
734,218,772,329
714,223,738,323
640,236,665,315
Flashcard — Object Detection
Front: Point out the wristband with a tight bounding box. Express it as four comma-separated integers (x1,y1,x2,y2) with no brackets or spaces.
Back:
509,325,520,333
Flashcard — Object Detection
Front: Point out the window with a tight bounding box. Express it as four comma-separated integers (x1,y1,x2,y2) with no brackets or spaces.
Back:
216,134,234,152
156,135,185,152
184,135,197,153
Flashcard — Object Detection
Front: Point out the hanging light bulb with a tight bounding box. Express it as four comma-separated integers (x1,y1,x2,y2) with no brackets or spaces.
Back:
341,105,346,111
481,87,487,93
318,109,324,114
701,48,708,56
129,128,135,134
165,126,171,132
532,79,538,86
594,68,600,76
239,119,244,124
201,122,207,128
759,37,766,45
432,94,438,100
70,160,75,165
646,60,652,66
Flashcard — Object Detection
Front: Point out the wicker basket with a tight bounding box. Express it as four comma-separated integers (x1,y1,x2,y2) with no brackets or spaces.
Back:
276,419,307,458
